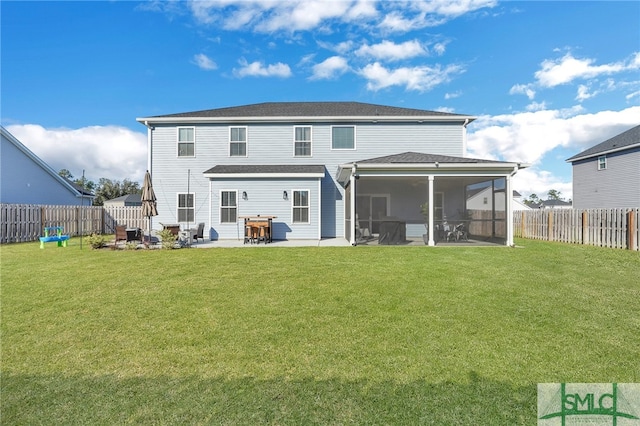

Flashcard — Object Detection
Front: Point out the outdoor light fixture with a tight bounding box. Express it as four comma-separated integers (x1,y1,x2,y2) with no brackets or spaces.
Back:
283,190,288,200
242,191,248,200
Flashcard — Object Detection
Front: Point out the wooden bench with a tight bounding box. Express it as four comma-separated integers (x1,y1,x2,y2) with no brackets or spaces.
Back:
39,226,70,249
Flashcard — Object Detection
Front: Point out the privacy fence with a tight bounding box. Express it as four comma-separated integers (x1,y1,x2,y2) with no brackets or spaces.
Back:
2,204,639,250
514,208,639,251
0,204,145,244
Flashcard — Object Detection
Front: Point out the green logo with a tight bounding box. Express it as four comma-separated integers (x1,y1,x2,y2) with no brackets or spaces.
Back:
538,383,640,425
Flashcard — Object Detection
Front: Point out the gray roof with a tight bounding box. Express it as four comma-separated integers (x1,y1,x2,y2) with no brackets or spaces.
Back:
104,193,142,204
149,102,469,119
203,165,326,175
357,151,505,164
567,124,640,161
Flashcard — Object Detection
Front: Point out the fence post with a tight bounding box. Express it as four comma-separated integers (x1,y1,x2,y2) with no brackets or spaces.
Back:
547,210,553,242
628,210,636,251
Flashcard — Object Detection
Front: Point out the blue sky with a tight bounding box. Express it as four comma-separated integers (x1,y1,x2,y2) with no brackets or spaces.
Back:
2,0,639,200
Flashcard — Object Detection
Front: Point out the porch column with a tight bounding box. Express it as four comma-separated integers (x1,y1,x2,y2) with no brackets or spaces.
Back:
428,175,435,246
506,174,514,246
349,165,357,246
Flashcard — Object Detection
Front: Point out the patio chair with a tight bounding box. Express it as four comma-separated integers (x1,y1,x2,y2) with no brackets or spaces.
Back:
454,223,469,242
355,215,371,244
115,225,127,245
190,222,205,243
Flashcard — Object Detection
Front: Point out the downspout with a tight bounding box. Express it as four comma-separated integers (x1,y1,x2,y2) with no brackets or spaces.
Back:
350,164,357,246
143,121,153,173
462,118,470,156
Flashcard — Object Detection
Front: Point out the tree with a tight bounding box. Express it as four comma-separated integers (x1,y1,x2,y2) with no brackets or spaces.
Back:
524,193,540,207
547,189,564,201
58,169,73,179
58,169,96,194
92,178,141,206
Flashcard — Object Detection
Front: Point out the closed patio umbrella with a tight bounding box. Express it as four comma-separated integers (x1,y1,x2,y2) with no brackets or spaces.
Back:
141,170,158,244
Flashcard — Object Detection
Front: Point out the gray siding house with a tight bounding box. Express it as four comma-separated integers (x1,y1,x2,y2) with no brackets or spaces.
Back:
567,125,640,209
1,126,94,205
137,102,527,246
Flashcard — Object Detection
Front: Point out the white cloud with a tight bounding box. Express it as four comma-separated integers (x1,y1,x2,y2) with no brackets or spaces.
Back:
355,39,427,61
187,0,493,34
444,91,461,100
233,58,292,78
6,124,147,184
525,101,547,111
192,53,218,70
509,83,535,100
534,52,640,88
359,62,464,92
310,56,350,80
575,84,596,102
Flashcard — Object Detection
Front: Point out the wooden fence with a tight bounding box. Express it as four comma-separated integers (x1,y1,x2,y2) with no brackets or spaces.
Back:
514,208,639,251
0,204,145,244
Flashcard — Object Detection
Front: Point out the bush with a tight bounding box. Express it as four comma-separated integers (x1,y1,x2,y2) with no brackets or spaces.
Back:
157,229,178,250
84,233,107,249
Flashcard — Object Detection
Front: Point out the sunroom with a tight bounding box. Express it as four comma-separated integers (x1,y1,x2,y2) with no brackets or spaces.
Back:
337,152,528,246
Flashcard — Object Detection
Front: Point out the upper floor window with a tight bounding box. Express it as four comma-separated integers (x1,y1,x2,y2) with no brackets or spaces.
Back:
220,191,237,223
292,190,310,223
598,155,607,170
230,127,247,157
332,126,355,150
177,193,194,222
178,127,195,157
294,126,312,156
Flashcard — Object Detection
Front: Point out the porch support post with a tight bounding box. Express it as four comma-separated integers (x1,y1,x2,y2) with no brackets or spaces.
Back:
428,175,435,246
506,174,514,246
349,165,357,246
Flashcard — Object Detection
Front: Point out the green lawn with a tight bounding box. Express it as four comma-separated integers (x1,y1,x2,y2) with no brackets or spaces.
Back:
1,239,638,424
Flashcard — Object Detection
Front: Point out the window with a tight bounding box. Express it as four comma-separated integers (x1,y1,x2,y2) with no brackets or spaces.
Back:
294,126,312,156
220,191,237,223
177,193,194,222
178,127,195,157
598,155,607,170
332,126,355,149
292,190,309,223
230,127,247,156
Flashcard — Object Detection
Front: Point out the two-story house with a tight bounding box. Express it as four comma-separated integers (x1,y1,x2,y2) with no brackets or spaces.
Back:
137,102,527,246
566,124,640,209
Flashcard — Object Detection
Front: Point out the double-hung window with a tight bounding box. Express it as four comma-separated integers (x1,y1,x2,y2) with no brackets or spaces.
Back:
294,126,312,156
292,190,309,223
220,191,237,223
178,127,195,157
230,127,247,157
177,193,194,222
331,126,355,149
598,155,607,170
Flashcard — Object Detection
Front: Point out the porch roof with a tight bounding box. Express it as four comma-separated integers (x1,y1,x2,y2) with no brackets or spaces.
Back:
203,164,325,179
336,152,528,184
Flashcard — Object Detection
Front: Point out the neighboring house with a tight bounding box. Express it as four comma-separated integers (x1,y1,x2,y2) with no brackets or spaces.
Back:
1,126,94,205
104,193,142,207
530,199,573,210
467,189,532,211
137,102,528,246
566,124,640,209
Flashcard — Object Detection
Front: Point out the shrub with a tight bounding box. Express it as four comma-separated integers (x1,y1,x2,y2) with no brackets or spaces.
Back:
157,229,178,250
84,233,107,249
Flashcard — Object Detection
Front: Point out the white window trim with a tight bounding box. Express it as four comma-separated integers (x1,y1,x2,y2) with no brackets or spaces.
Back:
219,190,238,224
293,125,312,157
330,125,356,150
598,155,607,170
177,192,195,223
177,126,195,157
229,126,248,157
292,189,310,224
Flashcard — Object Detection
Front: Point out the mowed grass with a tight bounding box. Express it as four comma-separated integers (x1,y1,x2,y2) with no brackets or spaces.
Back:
1,238,639,424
